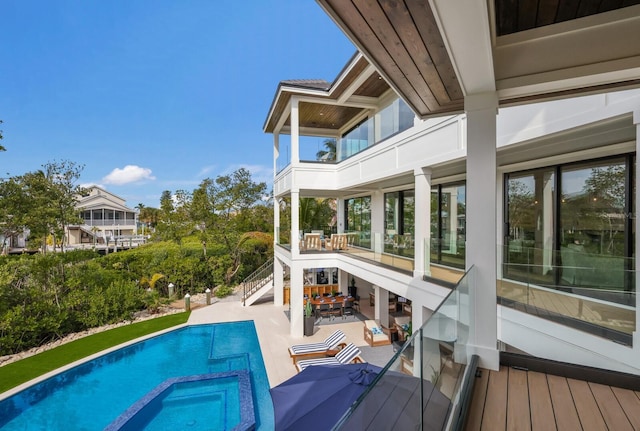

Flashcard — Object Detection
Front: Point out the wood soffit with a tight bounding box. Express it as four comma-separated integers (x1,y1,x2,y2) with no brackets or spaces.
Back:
317,0,640,119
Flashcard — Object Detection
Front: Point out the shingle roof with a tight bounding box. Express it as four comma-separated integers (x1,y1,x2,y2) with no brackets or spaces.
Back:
280,79,331,91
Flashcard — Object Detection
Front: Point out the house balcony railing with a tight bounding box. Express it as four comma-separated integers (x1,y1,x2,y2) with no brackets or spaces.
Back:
80,220,136,227
332,266,478,430
499,243,636,345
276,229,415,273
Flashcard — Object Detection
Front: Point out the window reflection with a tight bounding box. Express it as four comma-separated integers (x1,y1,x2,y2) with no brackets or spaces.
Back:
431,183,466,268
384,190,415,258
345,196,371,248
504,156,634,304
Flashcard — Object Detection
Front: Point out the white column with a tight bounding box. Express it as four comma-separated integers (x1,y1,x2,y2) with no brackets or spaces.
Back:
291,97,300,164
291,190,300,255
414,167,432,278
290,262,304,337
273,257,284,306
371,190,385,255
273,197,280,246
465,92,500,371
634,110,640,351
273,133,280,247
337,198,345,233
374,285,390,327
273,133,279,180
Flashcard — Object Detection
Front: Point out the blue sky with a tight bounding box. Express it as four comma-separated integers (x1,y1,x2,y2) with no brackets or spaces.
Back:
0,1,355,207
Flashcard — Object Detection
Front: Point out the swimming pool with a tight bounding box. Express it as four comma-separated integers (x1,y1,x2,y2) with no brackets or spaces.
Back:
0,321,274,430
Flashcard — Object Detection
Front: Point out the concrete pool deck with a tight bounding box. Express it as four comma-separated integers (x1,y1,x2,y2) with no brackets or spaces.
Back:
187,296,386,388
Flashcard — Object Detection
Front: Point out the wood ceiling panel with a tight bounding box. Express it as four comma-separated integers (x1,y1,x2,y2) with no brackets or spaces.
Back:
496,0,640,35
331,56,370,97
354,73,389,97
578,0,605,16
496,0,520,35
351,0,442,111
405,0,464,103
266,93,291,133
537,0,561,26
380,0,453,105
298,102,363,130
518,0,539,31
322,0,431,114
555,0,581,21
600,0,625,12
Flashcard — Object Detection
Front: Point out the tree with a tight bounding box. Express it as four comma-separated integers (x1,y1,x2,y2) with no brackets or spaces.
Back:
4,161,86,253
190,178,216,256
0,119,5,152
155,190,192,244
139,206,159,229
209,168,268,284
42,160,86,252
299,197,335,232
315,138,337,162
0,178,26,253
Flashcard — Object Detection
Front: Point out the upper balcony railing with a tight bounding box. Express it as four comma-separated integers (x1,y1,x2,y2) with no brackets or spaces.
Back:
79,219,136,227
275,98,415,173
499,243,636,345
332,266,477,430
276,230,415,273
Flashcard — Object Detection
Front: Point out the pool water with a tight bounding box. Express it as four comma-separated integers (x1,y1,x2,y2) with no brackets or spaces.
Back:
0,321,274,430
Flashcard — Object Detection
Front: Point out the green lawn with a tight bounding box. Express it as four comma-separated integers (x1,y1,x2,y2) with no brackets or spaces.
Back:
0,312,190,394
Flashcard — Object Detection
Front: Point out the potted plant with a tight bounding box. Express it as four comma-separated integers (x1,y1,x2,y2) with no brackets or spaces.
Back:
304,300,315,336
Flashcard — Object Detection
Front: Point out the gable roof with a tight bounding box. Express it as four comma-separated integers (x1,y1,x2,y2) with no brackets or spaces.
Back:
264,53,392,135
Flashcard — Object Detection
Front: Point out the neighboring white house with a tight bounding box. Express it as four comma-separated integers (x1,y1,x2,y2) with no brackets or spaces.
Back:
68,186,139,247
263,11,640,380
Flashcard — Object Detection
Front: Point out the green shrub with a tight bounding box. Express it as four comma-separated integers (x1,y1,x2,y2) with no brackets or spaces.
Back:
214,285,234,298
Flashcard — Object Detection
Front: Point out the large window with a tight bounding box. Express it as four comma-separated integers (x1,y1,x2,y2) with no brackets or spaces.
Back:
384,190,415,257
337,98,414,161
345,196,371,248
431,183,466,268
504,156,634,304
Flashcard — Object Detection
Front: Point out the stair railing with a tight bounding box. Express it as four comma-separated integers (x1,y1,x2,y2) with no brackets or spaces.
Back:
241,257,274,306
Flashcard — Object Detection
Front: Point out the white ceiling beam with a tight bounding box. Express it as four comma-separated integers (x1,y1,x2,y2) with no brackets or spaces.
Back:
429,0,496,96
296,95,378,110
337,63,378,104
494,6,640,99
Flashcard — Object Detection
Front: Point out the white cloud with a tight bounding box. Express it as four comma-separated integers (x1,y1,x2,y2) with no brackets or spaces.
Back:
196,165,217,178
103,165,156,185
80,182,104,189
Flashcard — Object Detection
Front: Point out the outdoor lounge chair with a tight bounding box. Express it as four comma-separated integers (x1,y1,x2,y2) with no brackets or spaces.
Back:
295,343,363,372
364,320,391,347
288,330,347,364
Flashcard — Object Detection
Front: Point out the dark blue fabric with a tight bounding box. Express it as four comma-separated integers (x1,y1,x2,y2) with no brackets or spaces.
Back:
270,363,382,431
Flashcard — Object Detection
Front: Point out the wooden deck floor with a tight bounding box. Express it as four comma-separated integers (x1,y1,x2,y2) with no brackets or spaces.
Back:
465,366,640,431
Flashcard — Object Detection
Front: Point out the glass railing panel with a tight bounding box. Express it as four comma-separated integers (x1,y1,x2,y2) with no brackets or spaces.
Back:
299,136,338,163
423,238,466,287
499,244,636,343
346,231,414,272
276,227,291,248
337,117,373,161
276,135,291,174
333,267,475,430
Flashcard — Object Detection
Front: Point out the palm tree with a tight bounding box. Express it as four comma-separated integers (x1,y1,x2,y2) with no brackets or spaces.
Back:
316,138,337,162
